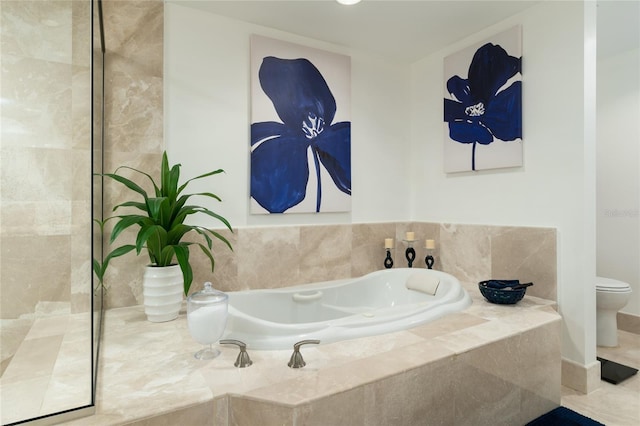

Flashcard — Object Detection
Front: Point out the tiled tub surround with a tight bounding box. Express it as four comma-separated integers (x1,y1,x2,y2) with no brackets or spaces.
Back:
104,222,558,309
63,283,561,426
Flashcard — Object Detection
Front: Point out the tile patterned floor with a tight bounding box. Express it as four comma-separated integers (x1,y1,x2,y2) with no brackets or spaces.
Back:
0,314,92,425
561,330,640,426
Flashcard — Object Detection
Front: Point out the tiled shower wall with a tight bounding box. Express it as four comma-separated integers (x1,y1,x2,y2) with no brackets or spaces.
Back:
103,222,557,308
100,0,164,309
0,0,91,373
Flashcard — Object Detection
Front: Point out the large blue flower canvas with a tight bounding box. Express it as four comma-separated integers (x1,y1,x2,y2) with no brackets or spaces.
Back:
250,36,351,214
443,26,522,172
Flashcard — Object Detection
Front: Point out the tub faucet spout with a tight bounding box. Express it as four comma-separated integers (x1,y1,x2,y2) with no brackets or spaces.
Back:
288,340,320,368
220,339,253,368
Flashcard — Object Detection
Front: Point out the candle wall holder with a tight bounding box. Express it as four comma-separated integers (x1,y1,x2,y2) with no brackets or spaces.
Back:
424,240,436,269
384,249,394,269
404,240,416,268
425,250,435,269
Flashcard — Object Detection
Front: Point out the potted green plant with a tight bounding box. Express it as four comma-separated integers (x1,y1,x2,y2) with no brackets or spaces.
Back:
97,151,232,322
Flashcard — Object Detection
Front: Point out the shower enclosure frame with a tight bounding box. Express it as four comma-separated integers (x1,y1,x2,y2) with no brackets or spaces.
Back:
2,0,104,424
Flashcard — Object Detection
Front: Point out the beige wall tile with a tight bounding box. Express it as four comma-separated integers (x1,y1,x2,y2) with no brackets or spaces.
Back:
1,235,72,318
296,387,365,426
618,312,640,334
352,222,396,276
0,0,72,64
180,221,558,301
440,223,493,283
1,56,73,149
188,227,238,294
71,0,90,68
72,66,91,150
518,322,562,422
236,226,301,289
123,402,215,426
102,0,163,78
229,397,293,426
491,226,557,300
409,312,489,339
364,357,455,426
299,224,352,283
103,252,148,308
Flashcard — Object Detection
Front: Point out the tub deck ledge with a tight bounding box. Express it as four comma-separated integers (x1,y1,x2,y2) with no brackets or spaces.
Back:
63,280,561,426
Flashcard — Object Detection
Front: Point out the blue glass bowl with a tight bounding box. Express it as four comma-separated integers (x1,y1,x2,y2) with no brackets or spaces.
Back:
478,282,526,304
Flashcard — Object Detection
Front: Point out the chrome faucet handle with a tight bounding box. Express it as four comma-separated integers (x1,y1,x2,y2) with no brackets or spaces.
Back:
220,339,253,368
288,339,320,368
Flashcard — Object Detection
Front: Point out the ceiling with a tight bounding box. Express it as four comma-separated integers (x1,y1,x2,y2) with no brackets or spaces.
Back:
171,0,639,62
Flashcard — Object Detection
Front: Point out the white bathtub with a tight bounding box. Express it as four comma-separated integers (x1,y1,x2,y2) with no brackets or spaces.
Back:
222,268,471,350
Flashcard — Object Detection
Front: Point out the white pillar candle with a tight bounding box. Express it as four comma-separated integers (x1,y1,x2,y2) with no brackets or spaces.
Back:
425,239,436,249
405,231,415,241
384,238,394,249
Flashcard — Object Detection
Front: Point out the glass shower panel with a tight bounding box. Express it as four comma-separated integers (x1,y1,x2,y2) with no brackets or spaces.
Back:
92,0,105,405
0,0,98,424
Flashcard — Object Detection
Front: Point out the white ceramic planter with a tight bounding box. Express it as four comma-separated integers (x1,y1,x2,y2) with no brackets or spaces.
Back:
143,265,183,322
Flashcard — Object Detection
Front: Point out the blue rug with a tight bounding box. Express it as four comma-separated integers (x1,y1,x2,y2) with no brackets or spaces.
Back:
526,406,605,425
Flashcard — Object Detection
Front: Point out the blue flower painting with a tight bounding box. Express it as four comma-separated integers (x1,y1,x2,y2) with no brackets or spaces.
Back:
250,37,351,214
443,26,522,172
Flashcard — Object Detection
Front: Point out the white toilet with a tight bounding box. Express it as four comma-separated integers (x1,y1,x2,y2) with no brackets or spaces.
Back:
596,276,632,347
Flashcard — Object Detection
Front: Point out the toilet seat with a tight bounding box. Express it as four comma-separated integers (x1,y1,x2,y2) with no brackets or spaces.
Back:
596,277,632,293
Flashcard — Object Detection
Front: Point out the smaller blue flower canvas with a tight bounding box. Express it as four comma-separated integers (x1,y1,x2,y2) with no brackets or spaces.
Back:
250,35,351,214
443,26,522,172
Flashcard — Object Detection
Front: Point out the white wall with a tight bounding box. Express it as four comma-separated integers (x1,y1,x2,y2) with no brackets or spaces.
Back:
165,1,598,367
409,1,596,364
164,3,412,228
597,47,640,316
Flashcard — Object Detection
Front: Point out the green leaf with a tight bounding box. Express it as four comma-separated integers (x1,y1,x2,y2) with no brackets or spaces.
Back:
196,242,215,273
207,229,233,251
167,224,192,245
114,165,160,196
93,258,103,281
159,245,175,267
157,150,182,202
112,201,147,212
171,205,199,226
173,244,192,295
103,173,149,201
194,208,233,232
145,226,168,264
189,191,223,202
172,194,189,214
168,164,181,201
177,168,224,195
104,245,136,265
146,197,167,221
110,215,146,243
159,197,172,229
192,226,213,249
136,225,163,255
93,244,136,284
